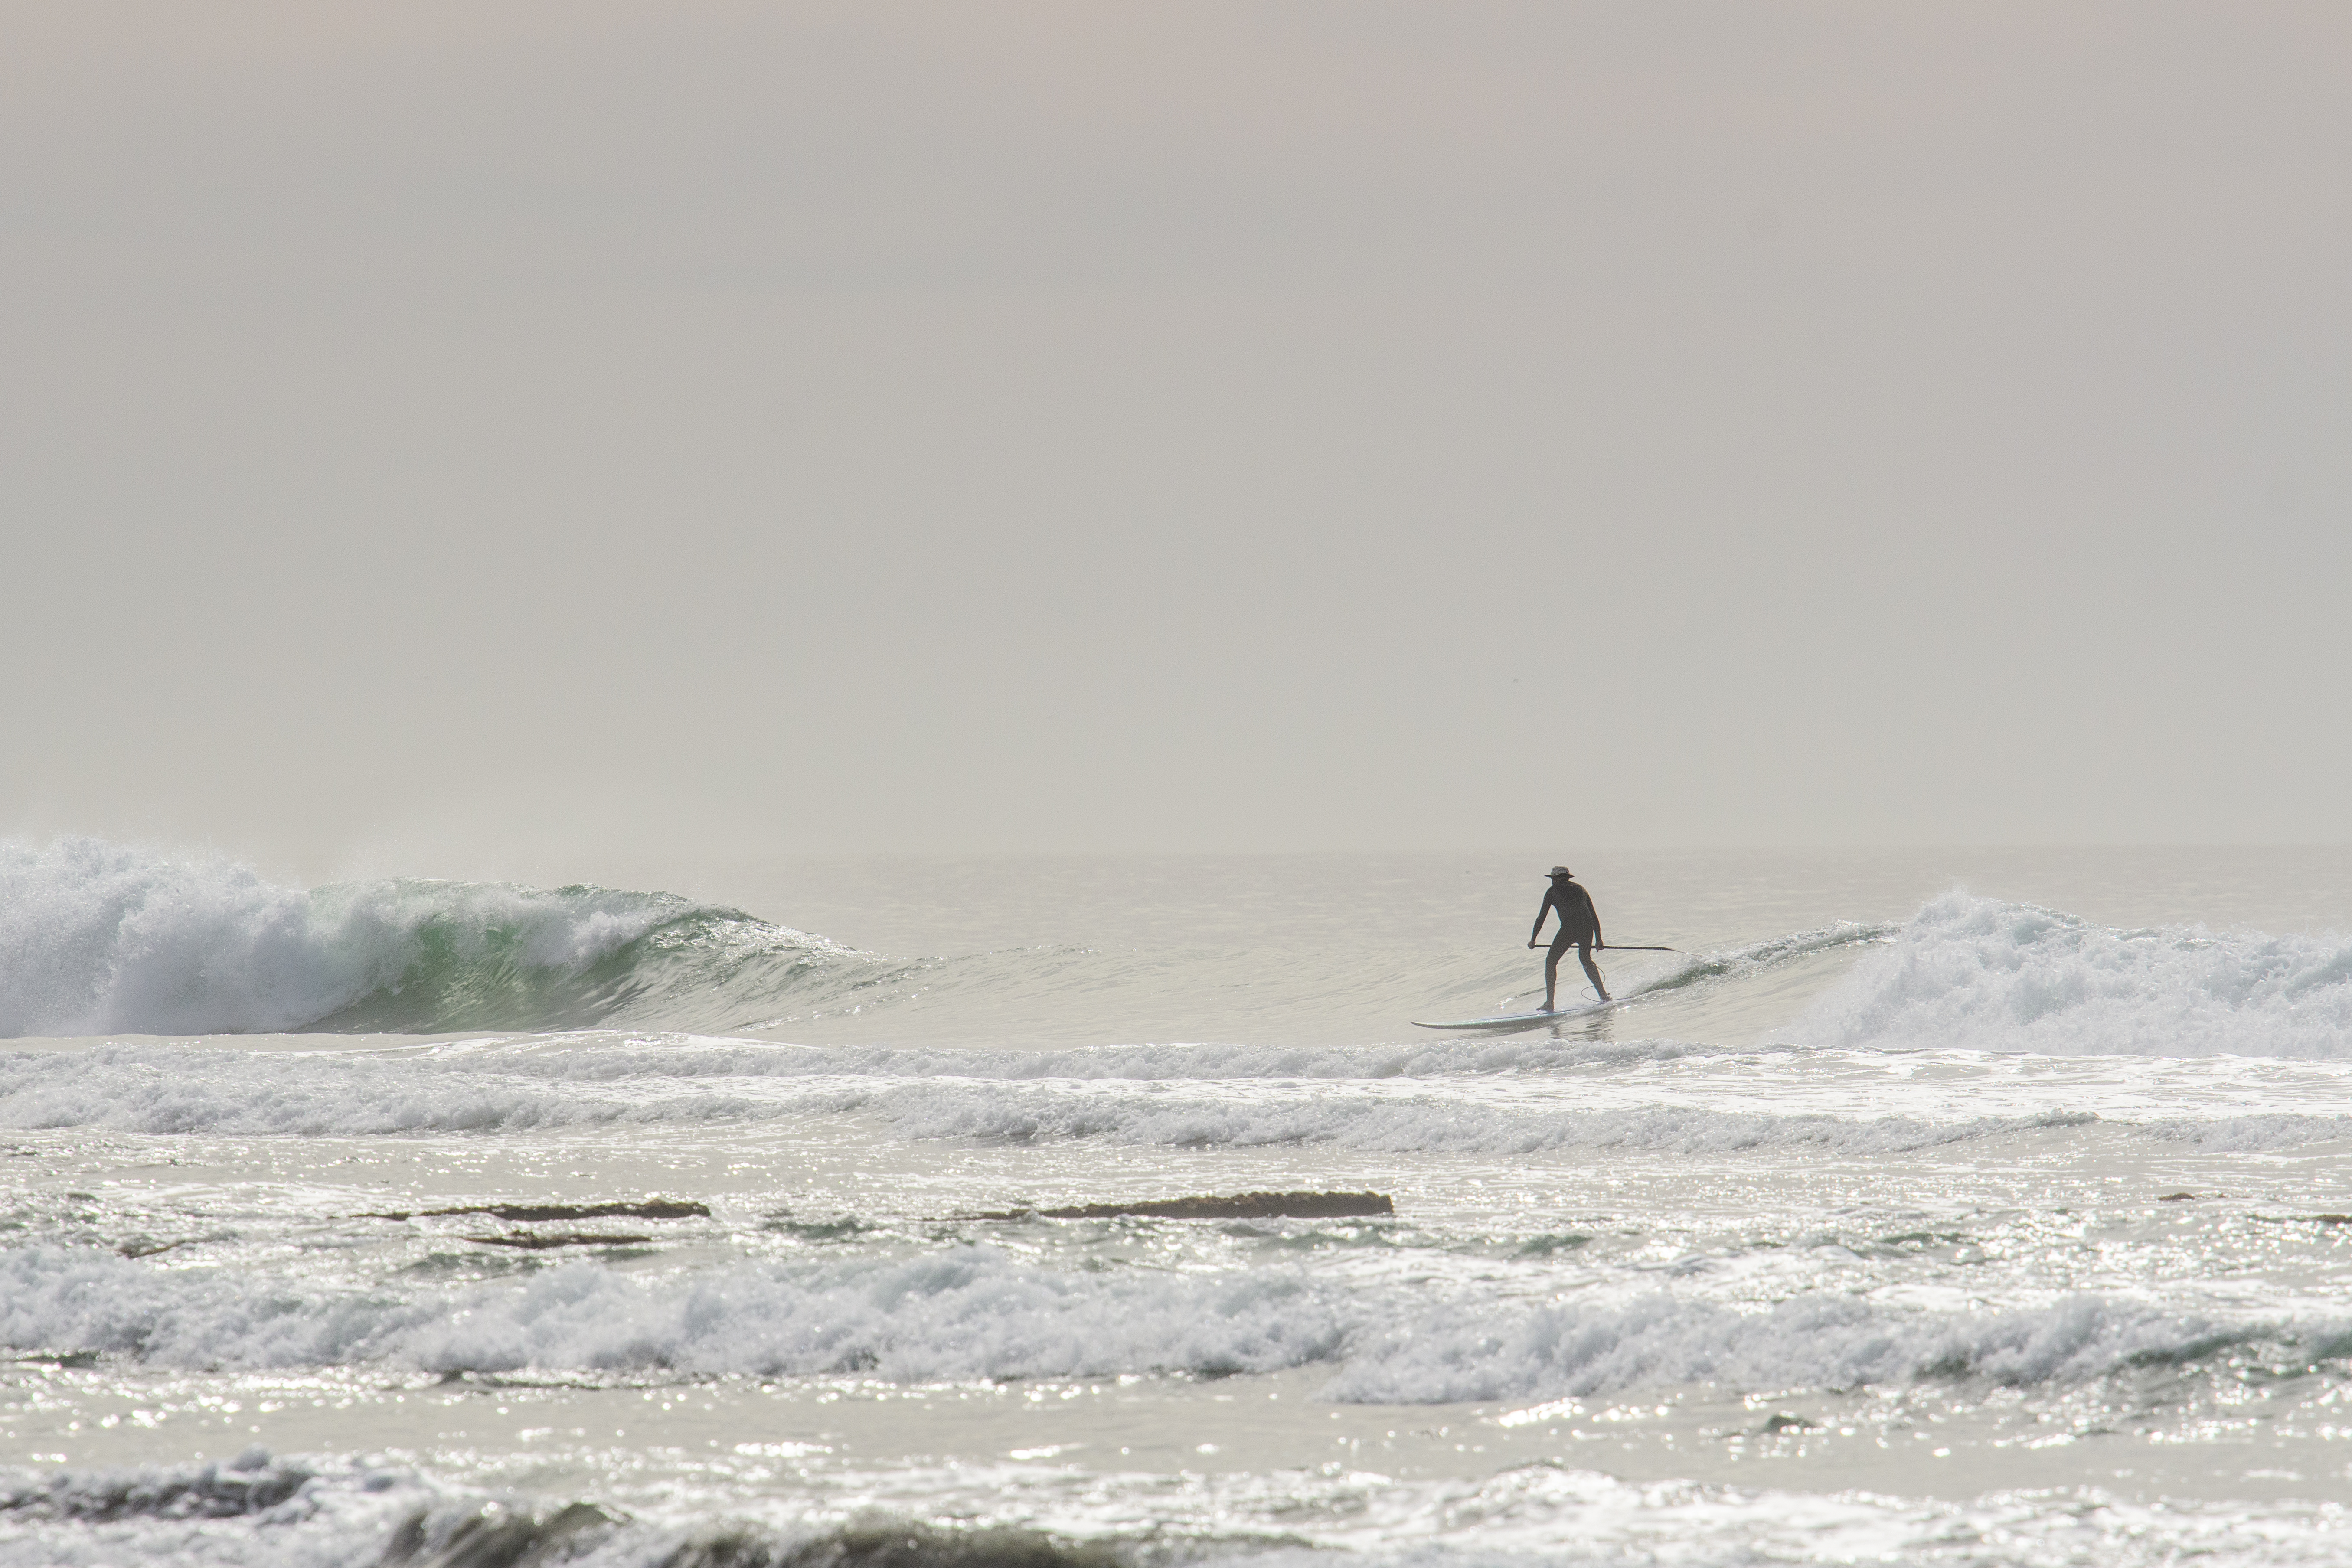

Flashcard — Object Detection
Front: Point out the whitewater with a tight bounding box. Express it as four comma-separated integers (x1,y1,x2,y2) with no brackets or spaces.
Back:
5,841,2352,1567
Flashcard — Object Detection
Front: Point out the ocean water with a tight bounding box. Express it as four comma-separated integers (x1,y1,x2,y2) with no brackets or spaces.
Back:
6,839,2352,1566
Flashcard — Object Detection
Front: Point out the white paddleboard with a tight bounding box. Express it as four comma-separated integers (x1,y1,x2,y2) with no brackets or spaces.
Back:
1412,999,1617,1031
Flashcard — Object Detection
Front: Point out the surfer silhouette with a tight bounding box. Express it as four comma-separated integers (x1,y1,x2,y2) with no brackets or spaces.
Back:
1528,866,1607,1009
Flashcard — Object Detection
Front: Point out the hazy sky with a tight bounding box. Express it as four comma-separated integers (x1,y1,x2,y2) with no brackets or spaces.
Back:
4,2,2346,872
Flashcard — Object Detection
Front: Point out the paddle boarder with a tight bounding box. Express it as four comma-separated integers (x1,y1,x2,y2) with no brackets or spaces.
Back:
1529,866,1607,1009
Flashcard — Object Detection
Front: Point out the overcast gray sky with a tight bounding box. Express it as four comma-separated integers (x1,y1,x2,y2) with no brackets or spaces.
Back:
4,2,2346,872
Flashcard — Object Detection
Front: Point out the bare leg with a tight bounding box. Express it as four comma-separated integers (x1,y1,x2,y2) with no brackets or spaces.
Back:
1542,940,1564,1011
1579,941,1609,1002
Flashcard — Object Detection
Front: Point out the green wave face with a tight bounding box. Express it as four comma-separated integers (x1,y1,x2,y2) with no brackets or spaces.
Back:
0,839,899,1038
1631,921,1901,997
309,904,694,1033
301,885,893,1035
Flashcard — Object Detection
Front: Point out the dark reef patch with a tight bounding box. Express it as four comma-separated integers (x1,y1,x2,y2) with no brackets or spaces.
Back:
963,1190,1393,1222
364,1200,709,1223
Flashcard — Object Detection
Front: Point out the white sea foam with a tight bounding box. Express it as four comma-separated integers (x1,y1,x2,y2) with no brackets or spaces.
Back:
0,1042,756,1135
1284,1465,2352,1567
1,1243,2336,1403
9,1040,2351,1151
11,1454,2352,1568
1797,892,2352,1059
0,1453,434,1568
12,1455,2352,1568
0,1244,1346,1381
853,1081,2123,1156
1323,1291,2308,1404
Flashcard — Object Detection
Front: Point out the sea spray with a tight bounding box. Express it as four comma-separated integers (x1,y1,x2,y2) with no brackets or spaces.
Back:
1794,891,2352,1058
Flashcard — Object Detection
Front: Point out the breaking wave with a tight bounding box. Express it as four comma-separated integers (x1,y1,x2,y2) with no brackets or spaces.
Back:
4,1242,2346,1403
1795,891,2352,1058
0,838,1884,1043
0,838,886,1038
10,841,2350,1063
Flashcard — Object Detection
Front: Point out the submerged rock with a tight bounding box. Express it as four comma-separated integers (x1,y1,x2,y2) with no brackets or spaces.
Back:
460,1232,655,1250
965,1190,1393,1222
365,1200,708,1223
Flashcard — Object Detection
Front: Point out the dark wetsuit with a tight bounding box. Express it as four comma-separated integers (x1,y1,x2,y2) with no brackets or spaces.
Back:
1531,878,1607,1008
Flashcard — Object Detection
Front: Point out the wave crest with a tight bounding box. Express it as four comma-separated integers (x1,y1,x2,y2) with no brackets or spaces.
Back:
0,839,875,1038
5,1243,2343,1402
1793,892,2352,1058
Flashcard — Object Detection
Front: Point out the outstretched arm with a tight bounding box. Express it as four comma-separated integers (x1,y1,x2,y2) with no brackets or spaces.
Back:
1528,894,1554,948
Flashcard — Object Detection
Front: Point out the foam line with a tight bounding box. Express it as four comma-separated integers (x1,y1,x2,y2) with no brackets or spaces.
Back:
3,1243,2342,1401
12,1451,2352,1568
9,1042,2351,1150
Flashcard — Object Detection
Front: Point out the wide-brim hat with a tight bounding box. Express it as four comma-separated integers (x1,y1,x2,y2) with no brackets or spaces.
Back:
1547,866,1573,878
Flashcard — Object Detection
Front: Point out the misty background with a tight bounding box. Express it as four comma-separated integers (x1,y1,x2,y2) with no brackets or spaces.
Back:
4,2,2346,889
